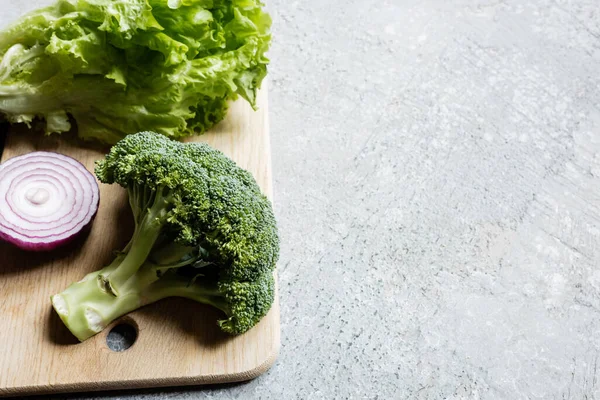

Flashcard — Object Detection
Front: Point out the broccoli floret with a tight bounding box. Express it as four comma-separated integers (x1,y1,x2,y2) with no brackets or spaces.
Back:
51,132,279,341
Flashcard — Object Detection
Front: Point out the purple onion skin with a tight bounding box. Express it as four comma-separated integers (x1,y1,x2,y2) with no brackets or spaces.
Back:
0,203,99,252
0,152,100,252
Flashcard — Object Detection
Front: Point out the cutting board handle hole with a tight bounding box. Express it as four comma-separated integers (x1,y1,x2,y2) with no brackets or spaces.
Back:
106,321,138,352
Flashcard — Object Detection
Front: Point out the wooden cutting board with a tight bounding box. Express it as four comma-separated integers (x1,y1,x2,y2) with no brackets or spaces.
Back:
0,88,280,397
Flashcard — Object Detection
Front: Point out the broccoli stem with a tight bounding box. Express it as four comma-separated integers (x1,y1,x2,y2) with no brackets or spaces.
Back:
51,264,227,342
145,274,230,314
101,193,169,295
51,268,154,342
128,184,154,225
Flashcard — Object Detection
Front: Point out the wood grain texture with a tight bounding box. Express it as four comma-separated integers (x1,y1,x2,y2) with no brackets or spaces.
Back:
0,88,280,397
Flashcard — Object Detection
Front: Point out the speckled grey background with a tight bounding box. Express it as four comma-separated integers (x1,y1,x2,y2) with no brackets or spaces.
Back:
5,0,600,399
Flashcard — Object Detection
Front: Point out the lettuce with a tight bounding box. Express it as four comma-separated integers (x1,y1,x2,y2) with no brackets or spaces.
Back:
0,0,271,143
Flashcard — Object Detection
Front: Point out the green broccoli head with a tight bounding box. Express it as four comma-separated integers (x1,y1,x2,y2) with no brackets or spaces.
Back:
95,131,279,280
217,271,276,335
51,131,279,341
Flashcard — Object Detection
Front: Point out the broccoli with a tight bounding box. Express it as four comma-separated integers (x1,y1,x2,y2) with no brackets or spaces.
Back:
51,132,279,341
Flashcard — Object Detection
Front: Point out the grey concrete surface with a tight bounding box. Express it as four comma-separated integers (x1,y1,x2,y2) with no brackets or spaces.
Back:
10,0,600,399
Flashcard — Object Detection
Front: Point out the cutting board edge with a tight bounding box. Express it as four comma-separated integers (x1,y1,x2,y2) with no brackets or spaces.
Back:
0,329,280,398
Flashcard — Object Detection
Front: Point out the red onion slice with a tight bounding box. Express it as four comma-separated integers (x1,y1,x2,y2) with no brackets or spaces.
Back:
0,152,100,251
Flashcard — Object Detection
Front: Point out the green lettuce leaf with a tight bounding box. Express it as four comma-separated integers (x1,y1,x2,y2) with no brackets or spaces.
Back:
0,0,271,143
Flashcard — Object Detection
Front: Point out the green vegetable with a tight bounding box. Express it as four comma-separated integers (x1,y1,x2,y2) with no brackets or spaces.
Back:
51,131,279,341
0,0,271,144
